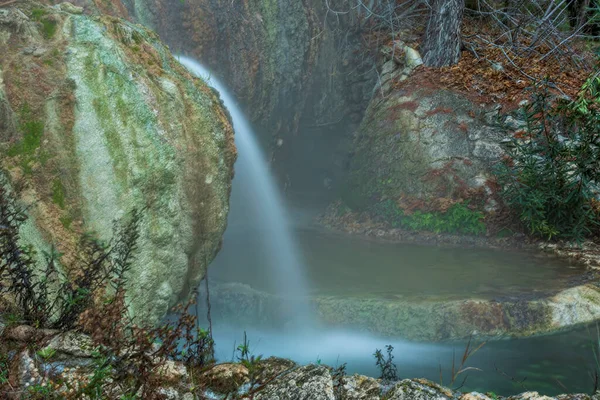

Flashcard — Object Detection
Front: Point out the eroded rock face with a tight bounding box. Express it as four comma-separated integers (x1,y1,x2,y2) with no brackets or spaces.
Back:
343,58,508,212
254,364,336,400
0,1,236,323
116,0,377,200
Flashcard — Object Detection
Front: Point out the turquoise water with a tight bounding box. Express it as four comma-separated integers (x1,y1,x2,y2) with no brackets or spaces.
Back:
203,226,595,396
207,324,598,396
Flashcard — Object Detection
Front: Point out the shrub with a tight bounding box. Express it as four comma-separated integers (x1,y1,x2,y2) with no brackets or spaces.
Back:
0,175,141,329
494,77,600,241
374,345,398,382
0,176,216,398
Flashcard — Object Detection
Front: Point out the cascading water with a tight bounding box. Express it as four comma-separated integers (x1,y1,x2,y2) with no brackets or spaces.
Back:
178,56,311,323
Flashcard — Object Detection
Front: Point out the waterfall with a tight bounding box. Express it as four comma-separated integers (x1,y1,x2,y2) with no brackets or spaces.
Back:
178,56,311,323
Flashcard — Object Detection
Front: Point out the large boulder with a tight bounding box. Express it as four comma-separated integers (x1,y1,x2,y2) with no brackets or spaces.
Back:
0,1,236,323
342,59,508,214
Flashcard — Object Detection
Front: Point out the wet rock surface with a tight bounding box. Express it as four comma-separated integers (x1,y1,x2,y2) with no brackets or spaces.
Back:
199,280,600,341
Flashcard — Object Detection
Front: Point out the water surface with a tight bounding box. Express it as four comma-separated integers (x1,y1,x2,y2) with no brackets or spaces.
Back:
210,228,585,300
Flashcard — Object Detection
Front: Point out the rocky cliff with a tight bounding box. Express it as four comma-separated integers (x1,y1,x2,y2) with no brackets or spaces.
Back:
113,0,377,202
0,1,236,324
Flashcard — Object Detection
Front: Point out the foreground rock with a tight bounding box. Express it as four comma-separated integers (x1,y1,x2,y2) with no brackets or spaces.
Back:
0,1,236,323
2,328,598,399
342,53,507,214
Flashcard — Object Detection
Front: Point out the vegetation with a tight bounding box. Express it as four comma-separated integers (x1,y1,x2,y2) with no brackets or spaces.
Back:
0,179,215,399
31,8,57,39
494,75,600,241
440,336,485,390
374,345,399,382
371,199,486,235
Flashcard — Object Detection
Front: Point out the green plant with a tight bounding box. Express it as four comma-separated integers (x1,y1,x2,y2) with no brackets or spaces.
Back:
370,199,486,235
332,362,347,397
6,104,45,175
0,176,142,329
0,353,8,387
374,345,398,382
494,77,600,241
36,347,56,360
28,383,55,398
236,331,263,395
30,8,57,39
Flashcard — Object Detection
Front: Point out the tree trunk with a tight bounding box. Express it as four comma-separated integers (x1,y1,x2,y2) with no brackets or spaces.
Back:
422,0,465,67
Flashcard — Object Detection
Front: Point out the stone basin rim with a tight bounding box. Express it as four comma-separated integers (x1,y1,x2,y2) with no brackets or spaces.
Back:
206,275,600,342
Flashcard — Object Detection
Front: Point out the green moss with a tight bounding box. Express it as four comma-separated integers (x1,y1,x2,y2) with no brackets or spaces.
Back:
30,8,47,20
6,105,45,174
369,199,486,235
51,179,66,209
31,9,57,40
60,215,73,230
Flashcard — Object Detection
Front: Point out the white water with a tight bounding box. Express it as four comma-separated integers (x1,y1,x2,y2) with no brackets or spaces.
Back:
178,56,311,321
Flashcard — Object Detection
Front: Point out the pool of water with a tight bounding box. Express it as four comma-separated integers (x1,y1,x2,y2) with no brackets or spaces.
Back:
202,223,594,396
210,228,585,301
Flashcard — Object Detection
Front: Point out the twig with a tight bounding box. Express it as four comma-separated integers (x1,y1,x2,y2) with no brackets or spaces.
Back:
0,0,18,7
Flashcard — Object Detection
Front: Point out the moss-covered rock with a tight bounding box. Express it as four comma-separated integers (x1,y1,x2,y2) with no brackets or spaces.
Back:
0,1,236,324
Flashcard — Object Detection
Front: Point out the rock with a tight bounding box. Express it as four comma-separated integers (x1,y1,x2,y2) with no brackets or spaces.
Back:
257,357,297,382
58,2,84,14
506,393,555,400
3,325,38,342
199,363,249,394
11,350,40,388
340,374,381,400
32,47,46,57
404,46,423,70
254,364,335,400
0,3,236,324
154,360,188,385
461,393,494,400
343,87,509,211
43,331,94,359
505,115,527,130
381,60,397,77
386,379,454,400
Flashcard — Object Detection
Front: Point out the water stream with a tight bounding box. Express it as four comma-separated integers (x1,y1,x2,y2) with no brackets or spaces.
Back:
178,56,311,322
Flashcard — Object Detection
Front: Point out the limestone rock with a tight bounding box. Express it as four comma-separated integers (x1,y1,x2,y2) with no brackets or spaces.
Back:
254,364,335,400
155,360,188,386
200,363,249,394
343,86,507,211
341,374,381,399
386,379,454,400
257,357,297,382
3,325,37,342
0,2,235,324
43,331,94,358
58,2,84,14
